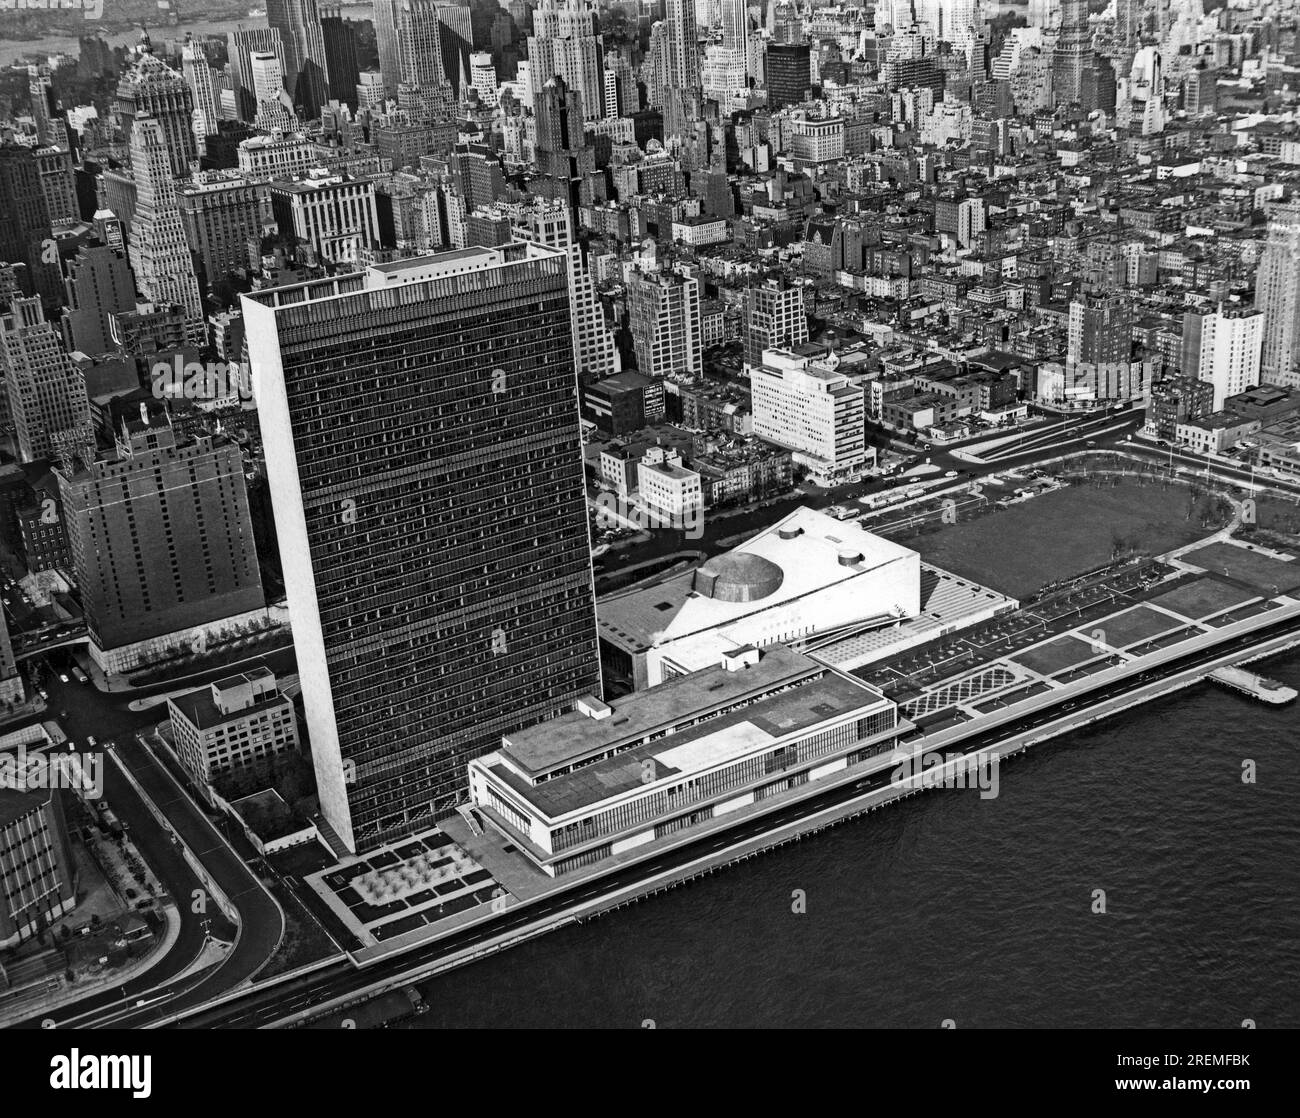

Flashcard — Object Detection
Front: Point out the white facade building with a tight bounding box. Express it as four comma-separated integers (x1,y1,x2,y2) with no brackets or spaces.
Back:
529,0,607,119
636,446,703,519
751,347,868,486
1196,307,1264,410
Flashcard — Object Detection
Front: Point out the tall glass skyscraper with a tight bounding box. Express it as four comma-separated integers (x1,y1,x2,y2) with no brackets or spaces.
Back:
243,243,602,853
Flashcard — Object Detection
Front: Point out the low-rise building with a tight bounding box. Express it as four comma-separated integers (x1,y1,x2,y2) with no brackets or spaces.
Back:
1175,412,1260,455
1253,414,1300,478
583,371,660,434
636,446,703,519
1148,376,1216,440
1224,383,1300,426
694,444,792,507
166,667,298,789
598,506,920,689
0,785,76,948
468,644,903,877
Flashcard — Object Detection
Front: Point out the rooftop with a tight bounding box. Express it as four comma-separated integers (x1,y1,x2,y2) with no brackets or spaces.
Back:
168,673,288,733
0,786,53,829
502,643,820,778
598,506,917,653
493,649,887,817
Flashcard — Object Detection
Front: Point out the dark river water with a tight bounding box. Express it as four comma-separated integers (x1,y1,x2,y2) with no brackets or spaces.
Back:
402,652,1300,1029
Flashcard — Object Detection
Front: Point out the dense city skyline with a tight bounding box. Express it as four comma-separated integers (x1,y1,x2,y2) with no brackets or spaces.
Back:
0,0,1296,1053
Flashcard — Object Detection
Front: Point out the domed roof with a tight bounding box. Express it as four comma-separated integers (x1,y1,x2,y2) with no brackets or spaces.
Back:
694,553,784,603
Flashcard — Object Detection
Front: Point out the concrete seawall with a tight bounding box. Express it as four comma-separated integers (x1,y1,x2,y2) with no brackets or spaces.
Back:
258,622,1300,1029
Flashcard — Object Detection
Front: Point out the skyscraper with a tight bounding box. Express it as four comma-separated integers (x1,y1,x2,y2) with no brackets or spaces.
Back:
321,8,361,109
662,0,701,133
61,242,136,357
1257,202,1300,389
628,261,703,380
438,3,474,98
504,197,619,383
127,117,207,347
1051,0,1091,107
394,0,455,122
744,278,808,373
229,26,285,123
719,0,747,50
243,243,602,852
115,33,198,178
57,419,266,674
1193,306,1264,410
528,0,606,121
266,0,331,119
372,0,402,98
0,297,95,467
766,41,812,109
181,37,220,138
0,144,63,308
533,75,604,212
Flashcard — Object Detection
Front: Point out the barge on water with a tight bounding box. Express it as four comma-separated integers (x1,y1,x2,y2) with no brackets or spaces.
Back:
1207,666,1298,705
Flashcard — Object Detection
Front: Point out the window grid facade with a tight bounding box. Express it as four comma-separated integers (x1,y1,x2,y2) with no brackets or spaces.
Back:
549,705,896,853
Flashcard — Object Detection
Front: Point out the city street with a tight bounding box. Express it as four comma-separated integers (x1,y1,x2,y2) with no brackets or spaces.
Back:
5,648,298,1027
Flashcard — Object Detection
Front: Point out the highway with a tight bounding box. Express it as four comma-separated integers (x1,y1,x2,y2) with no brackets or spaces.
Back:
15,403,1295,1029
7,696,288,1029
157,607,1300,1030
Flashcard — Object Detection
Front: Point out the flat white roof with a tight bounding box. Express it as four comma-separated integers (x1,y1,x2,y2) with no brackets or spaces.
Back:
653,720,775,773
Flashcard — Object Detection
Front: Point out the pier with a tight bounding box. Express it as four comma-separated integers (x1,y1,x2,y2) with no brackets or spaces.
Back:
1208,666,1298,704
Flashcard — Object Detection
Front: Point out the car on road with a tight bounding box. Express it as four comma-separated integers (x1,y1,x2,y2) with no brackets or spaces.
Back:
944,470,959,478
1086,440,1097,448
72,667,88,684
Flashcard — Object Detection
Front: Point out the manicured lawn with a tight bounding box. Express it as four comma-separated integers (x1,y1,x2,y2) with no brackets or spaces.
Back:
1252,494,1300,539
1097,605,1183,648
1013,635,1097,676
907,478,1229,599
1179,542,1300,593
1148,576,1257,620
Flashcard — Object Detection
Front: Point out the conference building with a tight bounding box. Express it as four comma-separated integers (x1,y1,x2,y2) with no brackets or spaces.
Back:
468,644,904,877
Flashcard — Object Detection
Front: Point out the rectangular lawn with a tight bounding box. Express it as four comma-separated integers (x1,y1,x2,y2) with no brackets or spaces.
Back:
1178,542,1300,593
909,478,1227,599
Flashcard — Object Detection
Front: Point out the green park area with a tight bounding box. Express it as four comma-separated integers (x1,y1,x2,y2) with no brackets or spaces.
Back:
904,477,1232,600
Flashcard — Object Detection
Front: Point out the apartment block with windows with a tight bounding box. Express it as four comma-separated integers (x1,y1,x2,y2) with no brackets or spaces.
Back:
750,347,868,486
167,667,298,788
